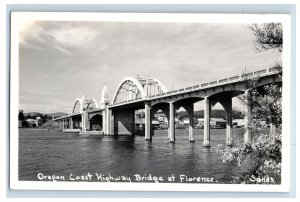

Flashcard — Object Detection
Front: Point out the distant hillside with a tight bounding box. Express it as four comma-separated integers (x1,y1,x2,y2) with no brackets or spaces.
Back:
39,120,60,130
38,112,68,129
47,112,69,118
23,112,68,118
23,112,41,117
177,109,243,120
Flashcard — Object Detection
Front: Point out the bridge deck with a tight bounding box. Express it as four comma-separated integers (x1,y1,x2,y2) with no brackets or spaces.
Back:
54,67,280,119
109,67,280,108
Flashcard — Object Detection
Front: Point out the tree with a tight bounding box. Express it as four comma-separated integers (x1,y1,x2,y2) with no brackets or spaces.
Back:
217,23,283,184
18,110,25,121
248,23,283,52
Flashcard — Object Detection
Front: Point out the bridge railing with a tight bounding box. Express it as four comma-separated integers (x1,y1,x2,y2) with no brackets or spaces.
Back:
146,67,279,100
110,67,279,106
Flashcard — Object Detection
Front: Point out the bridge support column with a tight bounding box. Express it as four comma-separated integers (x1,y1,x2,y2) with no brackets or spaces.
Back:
169,102,175,143
107,108,111,135
244,89,252,143
203,96,211,147
103,107,111,135
110,110,114,135
221,98,233,146
103,108,107,134
145,102,152,141
70,118,73,129
186,104,195,142
81,113,85,131
82,112,90,131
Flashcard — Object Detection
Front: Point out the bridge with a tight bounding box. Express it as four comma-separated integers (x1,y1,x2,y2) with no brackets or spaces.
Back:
54,67,281,147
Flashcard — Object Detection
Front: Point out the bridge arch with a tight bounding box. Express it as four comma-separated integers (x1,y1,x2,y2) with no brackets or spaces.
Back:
113,77,145,103
112,77,146,104
208,90,244,107
147,78,168,93
151,102,170,117
151,102,170,130
112,77,168,104
89,114,103,130
86,98,98,110
73,98,83,114
172,97,203,109
88,113,102,121
72,97,99,114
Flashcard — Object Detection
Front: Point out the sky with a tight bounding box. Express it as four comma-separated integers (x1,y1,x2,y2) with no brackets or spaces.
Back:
19,20,281,114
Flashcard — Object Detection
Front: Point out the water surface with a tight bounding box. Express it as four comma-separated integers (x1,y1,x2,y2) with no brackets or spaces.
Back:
19,128,247,183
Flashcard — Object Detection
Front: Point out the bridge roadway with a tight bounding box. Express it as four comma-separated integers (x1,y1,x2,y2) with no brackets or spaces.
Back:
54,67,281,147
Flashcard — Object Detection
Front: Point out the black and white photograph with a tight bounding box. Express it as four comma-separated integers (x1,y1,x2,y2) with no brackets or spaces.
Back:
10,12,291,192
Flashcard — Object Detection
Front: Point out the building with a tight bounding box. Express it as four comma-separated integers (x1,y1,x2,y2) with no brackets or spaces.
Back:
233,119,245,128
182,117,190,125
25,118,40,127
197,118,227,129
135,118,160,130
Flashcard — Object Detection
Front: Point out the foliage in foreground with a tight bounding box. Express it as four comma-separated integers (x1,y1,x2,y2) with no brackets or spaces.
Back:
217,22,283,184
217,132,281,184
217,79,282,184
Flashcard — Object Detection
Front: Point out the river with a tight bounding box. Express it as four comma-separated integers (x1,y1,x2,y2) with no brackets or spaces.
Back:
19,128,248,183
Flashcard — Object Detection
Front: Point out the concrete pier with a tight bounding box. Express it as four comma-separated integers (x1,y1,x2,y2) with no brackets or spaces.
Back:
169,102,175,143
221,97,233,146
203,96,211,147
145,102,152,141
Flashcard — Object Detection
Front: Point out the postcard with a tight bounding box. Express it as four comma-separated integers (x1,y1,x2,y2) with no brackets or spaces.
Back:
10,12,291,192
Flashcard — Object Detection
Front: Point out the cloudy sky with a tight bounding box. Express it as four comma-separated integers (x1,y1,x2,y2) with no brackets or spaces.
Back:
19,20,281,114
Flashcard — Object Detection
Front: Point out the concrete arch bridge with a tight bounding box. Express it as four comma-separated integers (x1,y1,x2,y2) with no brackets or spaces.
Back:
54,68,281,147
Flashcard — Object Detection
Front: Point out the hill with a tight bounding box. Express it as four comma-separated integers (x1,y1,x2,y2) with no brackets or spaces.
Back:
177,109,243,120
47,112,69,118
38,120,59,129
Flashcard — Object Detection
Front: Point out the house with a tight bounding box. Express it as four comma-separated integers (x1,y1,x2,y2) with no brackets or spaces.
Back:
25,118,39,127
155,113,168,124
197,118,227,129
135,118,160,130
233,119,245,127
182,117,190,125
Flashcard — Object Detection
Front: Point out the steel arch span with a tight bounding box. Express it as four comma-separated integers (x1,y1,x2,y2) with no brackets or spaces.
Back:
112,77,168,104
